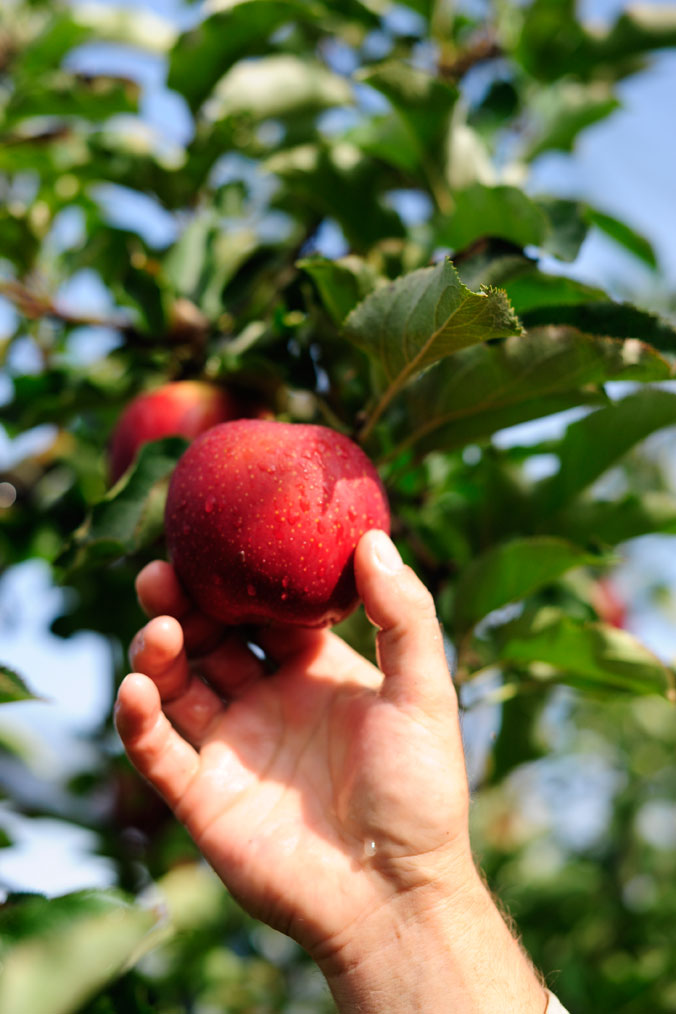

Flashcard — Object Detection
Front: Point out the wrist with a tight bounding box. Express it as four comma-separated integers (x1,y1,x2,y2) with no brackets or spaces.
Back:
317,859,547,1014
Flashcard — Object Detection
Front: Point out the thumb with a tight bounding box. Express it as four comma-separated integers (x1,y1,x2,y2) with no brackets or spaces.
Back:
354,530,455,712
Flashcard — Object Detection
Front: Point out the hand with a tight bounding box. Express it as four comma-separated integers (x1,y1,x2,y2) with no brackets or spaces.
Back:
116,531,470,953
115,530,547,1012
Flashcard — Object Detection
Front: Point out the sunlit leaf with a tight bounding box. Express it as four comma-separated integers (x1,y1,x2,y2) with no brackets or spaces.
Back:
524,82,619,159
585,207,658,268
206,54,352,121
345,258,522,436
268,142,404,250
346,114,421,174
551,491,676,547
537,198,589,262
398,328,671,457
518,298,676,354
503,269,607,314
0,665,39,705
493,607,675,697
0,890,163,1014
516,0,676,82
156,863,228,933
298,255,381,324
3,76,139,129
437,184,548,251
359,60,458,165
168,1,319,112
165,211,258,315
11,13,91,79
453,537,605,633
536,388,676,517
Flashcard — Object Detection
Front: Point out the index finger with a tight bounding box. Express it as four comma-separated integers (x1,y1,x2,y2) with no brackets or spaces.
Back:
136,561,190,618
135,560,222,653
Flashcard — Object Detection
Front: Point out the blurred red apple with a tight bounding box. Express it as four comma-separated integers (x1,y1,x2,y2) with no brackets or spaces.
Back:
108,381,241,484
165,419,390,628
590,577,626,629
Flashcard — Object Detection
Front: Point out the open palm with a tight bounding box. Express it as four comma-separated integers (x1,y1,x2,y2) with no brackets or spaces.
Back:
116,531,471,962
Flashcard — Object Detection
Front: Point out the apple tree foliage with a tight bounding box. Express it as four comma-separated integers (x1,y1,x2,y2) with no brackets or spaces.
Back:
1,0,676,1010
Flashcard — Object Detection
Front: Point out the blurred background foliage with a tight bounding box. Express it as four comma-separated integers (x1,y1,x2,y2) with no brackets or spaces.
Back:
1,0,676,1010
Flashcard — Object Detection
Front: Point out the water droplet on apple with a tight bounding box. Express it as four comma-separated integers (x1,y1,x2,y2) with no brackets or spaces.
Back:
247,583,256,597
287,511,299,525
205,495,215,513
300,497,310,512
182,524,191,535
316,519,324,533
282,576,289,588
362,840,377,859
281,592,288,601
347,506,357,522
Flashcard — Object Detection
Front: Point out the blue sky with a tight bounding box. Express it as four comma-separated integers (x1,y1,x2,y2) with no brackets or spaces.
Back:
1,0,676,895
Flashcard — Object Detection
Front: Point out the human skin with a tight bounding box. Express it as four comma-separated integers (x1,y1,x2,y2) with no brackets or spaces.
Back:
115,530,548,1013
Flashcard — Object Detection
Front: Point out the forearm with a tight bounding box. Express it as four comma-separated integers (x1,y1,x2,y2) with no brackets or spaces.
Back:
319,866,547,1014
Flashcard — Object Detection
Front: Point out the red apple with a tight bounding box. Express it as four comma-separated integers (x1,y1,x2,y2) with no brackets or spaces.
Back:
164,419,390,628
590,577,626,629
108,381,241,484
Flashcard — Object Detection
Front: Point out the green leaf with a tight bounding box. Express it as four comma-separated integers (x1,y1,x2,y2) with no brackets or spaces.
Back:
168,1,318,112
0,890,163,1014
268,142,404,251
206,54,352,121
0,665,39,705
3,76,139,129
515,0,588,82
437,184,548,251
494,607,675,698
503,268,608,314
120,264,170,335
585,207,658,269
596,4,676,69
345,257,521,407
453,537,604,634
524,83,619,159
537,198,589,262
156,863,228,933
398,327,671,457
516,0,676,82
536,388,676,517
359,61,458,164
61,437,188,573
164,211,258,315
346,114,422,174
12,14,91,80
0,209,40,275
519,300,676,354
552,491,676,548
298,255,381,324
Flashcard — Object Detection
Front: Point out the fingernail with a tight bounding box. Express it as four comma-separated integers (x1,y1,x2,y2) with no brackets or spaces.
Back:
371,530,403,575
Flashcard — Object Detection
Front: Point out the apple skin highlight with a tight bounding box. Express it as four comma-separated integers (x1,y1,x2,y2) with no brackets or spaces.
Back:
165,419,390,628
